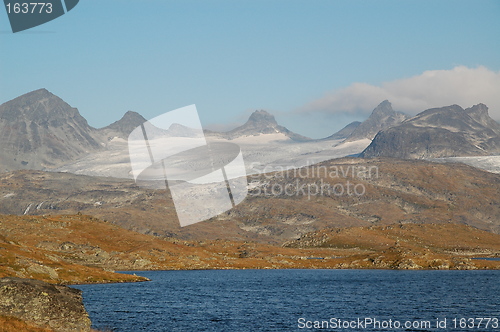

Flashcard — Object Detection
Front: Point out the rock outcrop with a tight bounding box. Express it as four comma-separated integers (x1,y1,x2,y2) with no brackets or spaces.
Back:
0,277,91,332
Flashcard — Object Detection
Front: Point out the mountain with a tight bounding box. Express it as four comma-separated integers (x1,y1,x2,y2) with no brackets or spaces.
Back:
325,121,361,140
465,103,500,132
214,110,311,141
99,110,146,139
344,100,408,142
0,89,103,172
361,104,500,159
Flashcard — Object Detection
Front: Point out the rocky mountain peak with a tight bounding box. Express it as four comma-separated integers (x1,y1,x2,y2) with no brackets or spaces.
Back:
0,89,103,171
464,103,500,134
371,100,393,115
467,103,488,114
344,100,408,141
247,110,278,127
101,110,146,138
0,88,83,125
122,110,145,121
210,109,310,141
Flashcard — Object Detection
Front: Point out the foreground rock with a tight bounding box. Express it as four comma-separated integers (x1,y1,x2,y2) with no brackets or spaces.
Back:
0,277,91,332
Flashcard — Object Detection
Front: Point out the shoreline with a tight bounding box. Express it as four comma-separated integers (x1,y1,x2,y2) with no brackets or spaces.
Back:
66,260,500,286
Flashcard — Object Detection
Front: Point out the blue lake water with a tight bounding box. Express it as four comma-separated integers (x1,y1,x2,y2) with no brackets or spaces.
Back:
74,269,500,332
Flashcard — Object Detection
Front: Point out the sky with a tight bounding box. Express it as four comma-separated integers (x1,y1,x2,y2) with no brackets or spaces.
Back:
1,0,499,138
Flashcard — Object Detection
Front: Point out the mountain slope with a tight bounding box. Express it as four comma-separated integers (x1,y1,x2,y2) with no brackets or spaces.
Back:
361,104,500,159
0,89,103,172
344,100,408,142
325,121,361,140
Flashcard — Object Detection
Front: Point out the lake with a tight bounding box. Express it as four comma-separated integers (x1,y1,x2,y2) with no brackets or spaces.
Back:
74,269,500,331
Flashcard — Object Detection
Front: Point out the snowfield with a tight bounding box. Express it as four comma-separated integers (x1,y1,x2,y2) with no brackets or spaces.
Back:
53,135,372,179
429,156,500,174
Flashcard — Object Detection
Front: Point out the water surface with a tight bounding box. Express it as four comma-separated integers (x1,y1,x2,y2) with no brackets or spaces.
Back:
74,269,500,331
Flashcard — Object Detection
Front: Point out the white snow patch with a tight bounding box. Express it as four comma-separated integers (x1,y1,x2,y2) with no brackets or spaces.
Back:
430,156,500,174
24,203,33,215
230,133,291,144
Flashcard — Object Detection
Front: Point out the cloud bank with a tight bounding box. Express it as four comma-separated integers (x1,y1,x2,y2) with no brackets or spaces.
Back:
300,66,500,119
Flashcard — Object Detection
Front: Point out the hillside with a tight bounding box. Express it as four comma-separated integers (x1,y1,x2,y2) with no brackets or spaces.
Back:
0,213,384,283
325,121,361,140
1,157,500,244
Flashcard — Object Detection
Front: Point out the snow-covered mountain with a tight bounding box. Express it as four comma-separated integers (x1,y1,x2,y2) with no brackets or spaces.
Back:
6,89,500,180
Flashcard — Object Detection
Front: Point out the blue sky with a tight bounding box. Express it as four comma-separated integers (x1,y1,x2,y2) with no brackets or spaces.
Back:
1,0,499,138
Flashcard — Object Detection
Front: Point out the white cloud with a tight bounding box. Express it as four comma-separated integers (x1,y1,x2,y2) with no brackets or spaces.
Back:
299,66,500,119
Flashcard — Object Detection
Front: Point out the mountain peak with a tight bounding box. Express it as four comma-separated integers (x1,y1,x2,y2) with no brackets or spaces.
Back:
0,89,102,171
465,103,500,134
247,110,278,126
101,110,147,138
345,100,408,141
2,88,58,112
0,88,88,126
371,100,395,116
28,88,52,97
212,109,310,141
121,110,146,123
375,99,391,108
466,103,488,116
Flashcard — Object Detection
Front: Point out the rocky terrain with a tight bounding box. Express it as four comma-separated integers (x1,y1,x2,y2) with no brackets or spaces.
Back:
362,103,500,158
0,277,91,332
284,223,500,269
0,213,498,282
0,214,498,285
